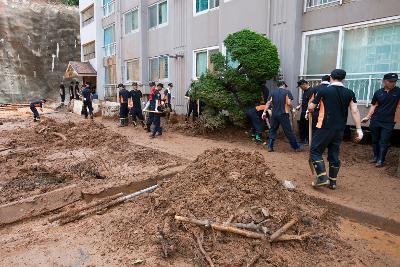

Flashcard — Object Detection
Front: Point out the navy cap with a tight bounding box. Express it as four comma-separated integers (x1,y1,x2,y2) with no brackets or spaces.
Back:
383,73,398,81
297,79,308,87
321,75,330,82
149,81,156,86
330,69,346,81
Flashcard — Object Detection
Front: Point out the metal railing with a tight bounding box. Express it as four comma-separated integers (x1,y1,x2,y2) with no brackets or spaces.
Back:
104,84,118,102
298,72,397,107
82,16,94,27
83,52,95,61
104,43,116,58
306,0,340,9
103,1,115,17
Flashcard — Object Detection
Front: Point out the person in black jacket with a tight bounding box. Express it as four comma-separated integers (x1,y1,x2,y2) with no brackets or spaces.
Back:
306,75,330,130
81,83,93,119
30,98,47,122
295,79,312,144
75,81,80,100
59,83,65,105
150,83,164,138
118,83,130,127
69,81,75,102
129,82,145,127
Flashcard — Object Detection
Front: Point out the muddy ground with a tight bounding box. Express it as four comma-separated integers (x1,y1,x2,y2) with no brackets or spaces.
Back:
0,110,400,266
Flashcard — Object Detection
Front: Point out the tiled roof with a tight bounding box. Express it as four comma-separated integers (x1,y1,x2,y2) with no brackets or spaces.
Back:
68,61,97,75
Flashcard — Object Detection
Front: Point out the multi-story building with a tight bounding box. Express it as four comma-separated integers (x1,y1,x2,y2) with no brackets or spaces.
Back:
79,0,400,125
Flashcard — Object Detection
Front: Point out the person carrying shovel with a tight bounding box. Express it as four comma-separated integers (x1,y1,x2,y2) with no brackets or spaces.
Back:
30,98,47,122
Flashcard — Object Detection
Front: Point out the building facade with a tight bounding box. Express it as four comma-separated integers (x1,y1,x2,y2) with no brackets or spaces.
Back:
79,0,400,124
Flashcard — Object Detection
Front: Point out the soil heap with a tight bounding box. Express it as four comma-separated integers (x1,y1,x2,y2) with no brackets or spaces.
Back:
103,149,370,266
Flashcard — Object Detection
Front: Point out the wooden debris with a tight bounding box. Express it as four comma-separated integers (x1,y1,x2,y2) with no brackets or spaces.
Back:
270,218,299,242
274,233,311,242
0,147,13,152
51,132,67,141
48,193,123,223
175,215,266,239
195,233,214,267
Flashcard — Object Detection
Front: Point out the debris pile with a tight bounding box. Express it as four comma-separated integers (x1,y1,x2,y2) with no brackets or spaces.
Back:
104,149,362,266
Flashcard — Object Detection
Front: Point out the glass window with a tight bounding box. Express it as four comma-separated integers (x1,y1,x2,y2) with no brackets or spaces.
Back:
104,25,115,46
125,9,139,34
159,56,169,79
82,5,94,27
342,22,400,73
305,31,339,75
83,41,95,61
149,5,158,28
306,0,340,8
149,58,159,81
209,0,220,9
208,49,219,72
196,51,208,77
159,1,168,25
196,0,208,13
126,59,140,82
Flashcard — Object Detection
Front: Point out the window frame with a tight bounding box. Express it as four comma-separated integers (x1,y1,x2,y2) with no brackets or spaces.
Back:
148,55,170,82
148,0,168,30
125,58,140,83
81,4,94,27
82,41,96,61
303,0,342,12
124,7,140,35
193,0,220,17
193,46,219,79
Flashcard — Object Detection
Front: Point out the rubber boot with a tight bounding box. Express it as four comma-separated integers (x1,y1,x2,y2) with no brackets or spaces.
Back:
376,146,388,168
267,139,274,152
255,133,262,144
328,165,340,190
140,120,145,128
291,141,304,152
156,128,163,136
146,124,151,132
371,144,379,163
132,120,137,127
311,160,329,187
119,118,125,127
90,114,94,120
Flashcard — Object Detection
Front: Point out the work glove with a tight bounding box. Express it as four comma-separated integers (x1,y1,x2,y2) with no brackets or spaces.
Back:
355,128,363,142
305,110,309,120
262,112,267,121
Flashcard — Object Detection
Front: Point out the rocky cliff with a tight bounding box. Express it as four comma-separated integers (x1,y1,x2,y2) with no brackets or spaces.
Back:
0,0,80,103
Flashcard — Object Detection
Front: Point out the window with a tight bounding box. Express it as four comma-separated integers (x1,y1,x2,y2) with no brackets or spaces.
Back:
104,25,116,57
306,0,340,9
125,9,139,34
195,0,219,14
301,18,400,102
149,1,168,29
194,47,219,78
103,0,115,17
149,56,169,81
83,41,95,61
81,5,94,27
304,31,339,75
126,59,140,82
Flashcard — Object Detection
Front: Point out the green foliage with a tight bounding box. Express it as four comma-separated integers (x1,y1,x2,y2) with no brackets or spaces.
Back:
194,107,227,134
190,29,280,130
61,0,79,6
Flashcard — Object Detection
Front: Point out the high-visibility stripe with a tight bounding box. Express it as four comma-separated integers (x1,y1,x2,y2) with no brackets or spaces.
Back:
256,105,266,111
329,178,337,181
316,99,325,128
317,172,327,177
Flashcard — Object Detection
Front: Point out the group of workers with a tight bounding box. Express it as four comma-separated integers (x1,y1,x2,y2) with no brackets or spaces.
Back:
247,70,399,189
29,70,399,189
117,81,173,138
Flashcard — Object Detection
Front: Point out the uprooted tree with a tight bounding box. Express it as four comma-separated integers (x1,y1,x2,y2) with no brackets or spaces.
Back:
190,29,280,131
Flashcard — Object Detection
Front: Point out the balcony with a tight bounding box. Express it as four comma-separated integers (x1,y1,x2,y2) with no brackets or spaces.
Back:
103,1,115,18
104,43,116,58
298,72,392,106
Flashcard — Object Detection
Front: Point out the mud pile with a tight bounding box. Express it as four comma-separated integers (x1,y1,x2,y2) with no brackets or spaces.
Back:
0,118,179,204
103,149,370,266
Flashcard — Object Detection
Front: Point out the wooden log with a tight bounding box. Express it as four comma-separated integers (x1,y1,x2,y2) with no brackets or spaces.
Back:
59,185,159,225
274,233,311,242
175,215,266,239
195,233,214,267
0,147,13,152
48,193,123,223
270,218,299,242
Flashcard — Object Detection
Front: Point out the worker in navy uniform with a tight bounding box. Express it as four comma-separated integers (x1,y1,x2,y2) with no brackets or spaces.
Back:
69,81,75,102
166,83,173,111
129,82,145,127
308,69,363,189
118,83,130,127
145,82,157,132
81,82,94,119
361,73,400,167
59,83,66,105
261,83,270,103
262,81,304,152
29,98,47,122
295,79,312,144
185,81,198,122
150,83,164,138
306,75,330,130
246,103,266,144
74,81,80,100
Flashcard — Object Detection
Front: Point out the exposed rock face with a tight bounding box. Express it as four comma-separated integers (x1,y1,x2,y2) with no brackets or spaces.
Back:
0,0,80,103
